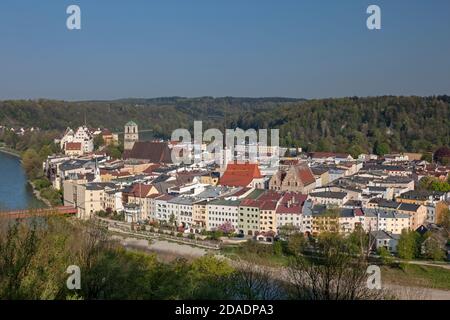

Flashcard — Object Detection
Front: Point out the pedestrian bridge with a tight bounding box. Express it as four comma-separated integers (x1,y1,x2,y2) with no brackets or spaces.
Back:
0,206,77,220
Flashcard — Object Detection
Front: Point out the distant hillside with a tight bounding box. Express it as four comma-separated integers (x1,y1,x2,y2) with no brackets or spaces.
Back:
0,97,300,133
0,96,449,154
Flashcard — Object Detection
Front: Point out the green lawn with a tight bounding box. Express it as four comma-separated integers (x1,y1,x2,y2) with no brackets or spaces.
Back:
223,245,450,290
221,246,290,267
382,264,450,290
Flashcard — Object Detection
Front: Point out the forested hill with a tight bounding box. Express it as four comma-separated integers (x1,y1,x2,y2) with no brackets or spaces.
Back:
0,96,301,133
0,96,449,155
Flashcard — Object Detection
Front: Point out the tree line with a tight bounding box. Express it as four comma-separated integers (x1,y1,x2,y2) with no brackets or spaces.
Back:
1,96,449,155
0,217,397,300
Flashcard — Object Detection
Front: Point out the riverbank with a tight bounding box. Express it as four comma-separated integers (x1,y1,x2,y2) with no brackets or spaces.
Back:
0,146,22,159
0,150,45,210
28,180,51,207
0,149,49,209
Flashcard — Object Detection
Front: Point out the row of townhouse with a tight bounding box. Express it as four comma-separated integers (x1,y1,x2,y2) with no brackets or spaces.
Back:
364,210,410,235
67,181,425,238
395,190,449,224
326,170,415,201
308,206,411,236
122,188,304,236
364,198,427,230
122,185,421,237
63,170,427,237
64,177,420,237
305,185,429,232
238,192,311,237
302,189,419,235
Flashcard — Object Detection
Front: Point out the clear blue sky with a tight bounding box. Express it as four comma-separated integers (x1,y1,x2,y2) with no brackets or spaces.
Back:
0,0,449,100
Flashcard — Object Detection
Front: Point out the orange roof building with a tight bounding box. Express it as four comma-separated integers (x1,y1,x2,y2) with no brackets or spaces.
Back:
219,163,263,187
64,142,83,156
65,142,82,151
129,183,154,198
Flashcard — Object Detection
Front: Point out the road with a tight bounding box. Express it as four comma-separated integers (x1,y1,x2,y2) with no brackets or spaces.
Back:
398,260,450,270
112,235,208,262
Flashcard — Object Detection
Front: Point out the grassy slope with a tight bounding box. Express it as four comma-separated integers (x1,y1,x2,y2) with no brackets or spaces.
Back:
382,264,450,290
222,247,450,290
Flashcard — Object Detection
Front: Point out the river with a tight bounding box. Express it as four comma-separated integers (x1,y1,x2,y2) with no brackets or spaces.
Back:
0,151,44,211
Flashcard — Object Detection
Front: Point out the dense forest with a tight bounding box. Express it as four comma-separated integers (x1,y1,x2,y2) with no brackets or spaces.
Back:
0,96,449,155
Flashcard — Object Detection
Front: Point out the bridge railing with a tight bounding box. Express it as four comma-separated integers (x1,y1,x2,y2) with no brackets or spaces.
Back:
0,206,77,220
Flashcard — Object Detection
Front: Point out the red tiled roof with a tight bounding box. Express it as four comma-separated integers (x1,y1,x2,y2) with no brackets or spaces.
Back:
101,169,132,177
240,199,260,207
65,142,82,151
259,201,277,211
130,183,153,198
123,141,172,163
257,191,283,202
296,165,316,186
239,198,278,211
310,152,351,159
156,194,175,201
115,171,132,177
220,163,262,187
276,193,307,214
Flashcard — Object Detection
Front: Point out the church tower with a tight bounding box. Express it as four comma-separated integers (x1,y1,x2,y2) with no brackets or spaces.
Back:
124,121,139,150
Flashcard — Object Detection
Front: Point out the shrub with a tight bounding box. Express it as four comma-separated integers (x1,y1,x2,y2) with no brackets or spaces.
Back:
209,230,224,240
273,241,283,256
96,210,109,217
241,240,274,256
33,178,51,191
378,247,394,265
40,187,62,206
